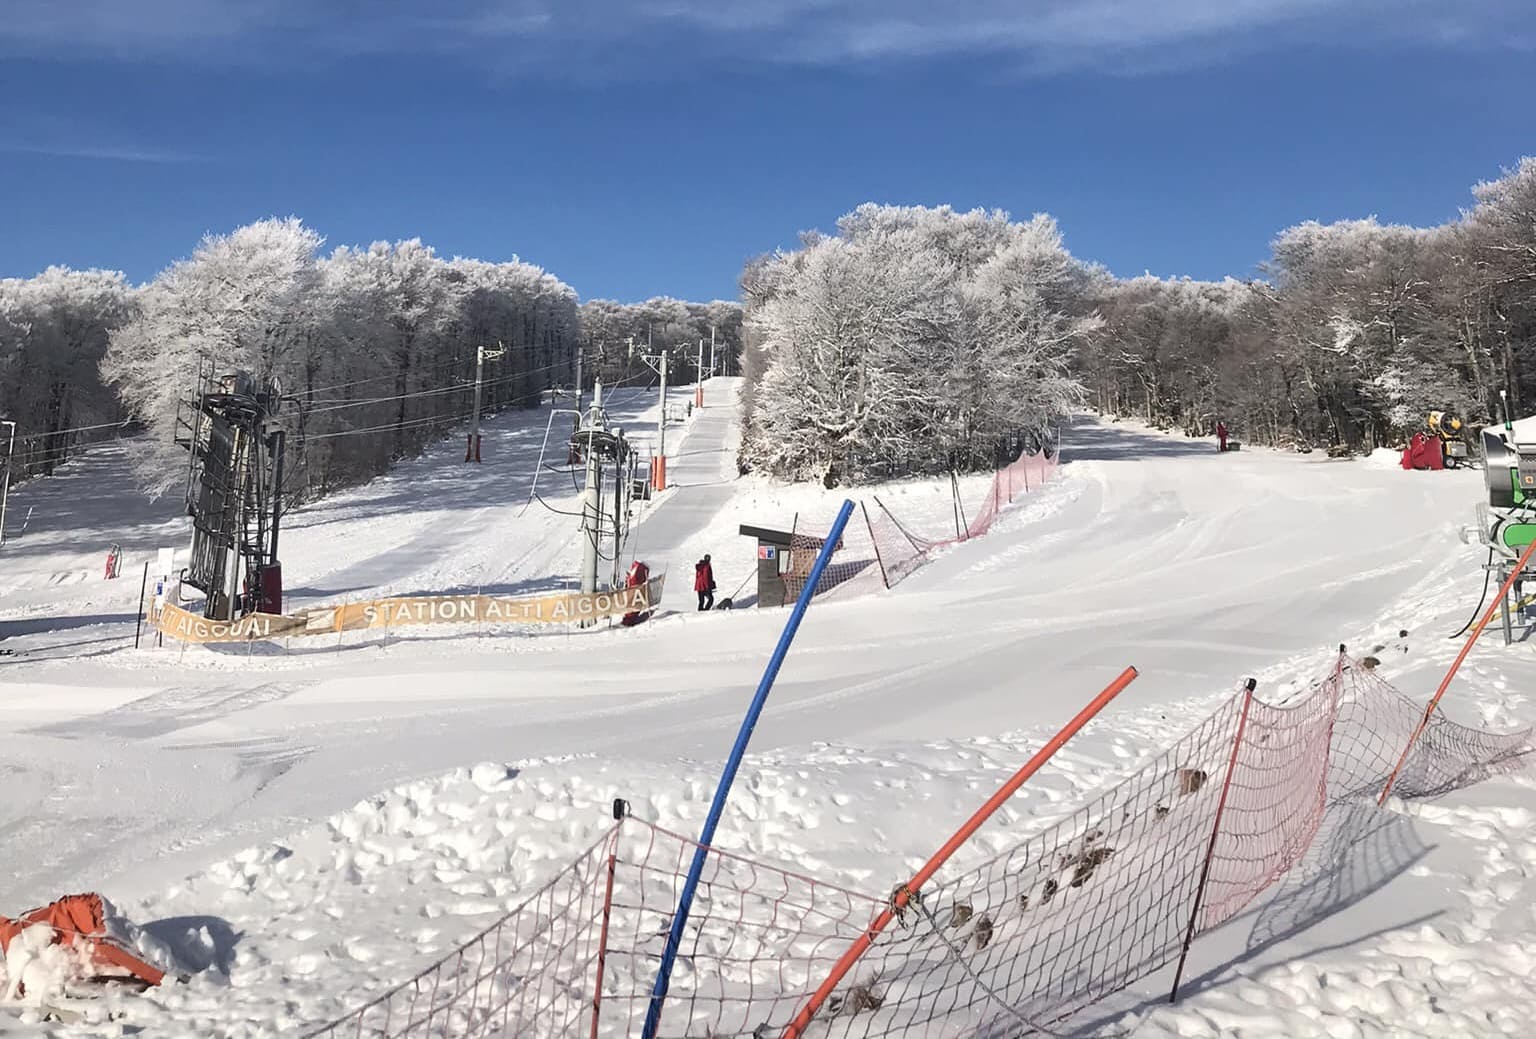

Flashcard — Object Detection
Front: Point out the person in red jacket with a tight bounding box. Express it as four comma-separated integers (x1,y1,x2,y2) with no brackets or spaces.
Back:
1216,420,1229,453
695,554,716,611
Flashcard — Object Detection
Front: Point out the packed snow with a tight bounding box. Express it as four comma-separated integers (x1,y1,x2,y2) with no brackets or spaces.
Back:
2,379,1533,1037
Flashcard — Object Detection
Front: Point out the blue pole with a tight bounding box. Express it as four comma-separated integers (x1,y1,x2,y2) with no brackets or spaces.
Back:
641,499,856,1039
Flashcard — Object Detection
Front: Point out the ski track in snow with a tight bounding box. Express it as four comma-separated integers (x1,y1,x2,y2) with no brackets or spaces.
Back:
4,390,1536,1036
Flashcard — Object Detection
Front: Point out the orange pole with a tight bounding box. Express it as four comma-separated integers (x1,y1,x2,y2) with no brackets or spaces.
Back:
1378,535,1536,806
780,665,1140,1039
589,830,621,1039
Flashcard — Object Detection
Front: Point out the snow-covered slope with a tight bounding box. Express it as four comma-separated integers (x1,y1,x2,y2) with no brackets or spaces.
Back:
3,399,1531,1038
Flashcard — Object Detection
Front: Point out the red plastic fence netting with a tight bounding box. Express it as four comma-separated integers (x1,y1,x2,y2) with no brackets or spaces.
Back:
960,447,1059,543
302,818,881,1039
783,506,889,602
780,654,1534,1037
785,689,1254,1037
305,655,1533,1039
864,447,1059,592
779,446,1059,602
299,826,619,1039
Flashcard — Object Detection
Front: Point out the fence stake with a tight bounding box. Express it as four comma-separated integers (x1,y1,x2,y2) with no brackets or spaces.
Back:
949,470,960,539
781,663,1140,1039
133,561,149,649
1379,535,1536,805
641,500,856,1039
861,501,889,590
590,820,623,1039
1169,678,1256,1003
952,471,968,540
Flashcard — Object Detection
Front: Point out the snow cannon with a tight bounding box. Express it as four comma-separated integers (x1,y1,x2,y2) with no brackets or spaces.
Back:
1430,411,1470,467
1401,411,1468,470
1474,412,1536,556
1458,397,1536,645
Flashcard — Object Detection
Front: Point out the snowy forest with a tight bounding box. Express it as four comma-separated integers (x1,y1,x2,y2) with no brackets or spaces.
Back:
1080,157,1536,452
0,219,741,501
4,157,1534,495
579,297,743,390
740,157,1536,482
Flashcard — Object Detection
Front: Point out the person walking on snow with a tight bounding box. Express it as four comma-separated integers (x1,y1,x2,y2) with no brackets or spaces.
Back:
1216,421,1229,453
695,554,716,611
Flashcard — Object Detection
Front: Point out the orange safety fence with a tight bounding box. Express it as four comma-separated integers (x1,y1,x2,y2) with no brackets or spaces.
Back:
786,444,1061,602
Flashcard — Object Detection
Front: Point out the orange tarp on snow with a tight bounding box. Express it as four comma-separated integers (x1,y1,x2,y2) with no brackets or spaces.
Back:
0,893,164,990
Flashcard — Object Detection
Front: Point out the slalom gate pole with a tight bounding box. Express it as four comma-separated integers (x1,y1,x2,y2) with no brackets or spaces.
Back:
641,499,856,1039
781,664,1140,1039
1378,534,1536,806
1170,678,1255,1003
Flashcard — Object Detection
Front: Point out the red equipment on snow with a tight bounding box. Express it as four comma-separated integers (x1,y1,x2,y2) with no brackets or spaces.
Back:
621,560,651,627
1400,431,1445,471
0,894,165,997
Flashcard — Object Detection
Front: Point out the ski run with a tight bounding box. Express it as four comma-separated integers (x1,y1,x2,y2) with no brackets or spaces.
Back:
3,379,1535,1038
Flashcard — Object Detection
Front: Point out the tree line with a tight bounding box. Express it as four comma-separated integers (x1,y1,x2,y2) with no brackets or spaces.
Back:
578,297,743,392
7,157,1532,499
1081,159,1536,452
0,219,741,504
738,158,1536,483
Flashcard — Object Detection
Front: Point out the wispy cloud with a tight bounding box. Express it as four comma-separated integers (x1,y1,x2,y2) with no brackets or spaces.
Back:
0,0,1526,72
0,141,206,163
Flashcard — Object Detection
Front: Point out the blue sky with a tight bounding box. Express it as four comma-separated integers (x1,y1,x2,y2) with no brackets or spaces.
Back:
1,0,1532,302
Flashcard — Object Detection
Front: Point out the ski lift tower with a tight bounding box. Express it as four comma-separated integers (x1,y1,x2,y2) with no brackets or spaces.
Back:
174,364,287,621
569,380,633,622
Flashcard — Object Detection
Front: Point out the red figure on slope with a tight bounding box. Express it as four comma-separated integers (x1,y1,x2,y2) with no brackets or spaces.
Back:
695,554,716,611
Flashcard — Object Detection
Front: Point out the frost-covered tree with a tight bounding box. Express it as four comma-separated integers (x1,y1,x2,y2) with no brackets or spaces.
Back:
740,205,1090,484
102,218,326,491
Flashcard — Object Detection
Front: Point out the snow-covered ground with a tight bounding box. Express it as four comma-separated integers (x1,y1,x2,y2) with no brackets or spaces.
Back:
2,391,1532,1037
